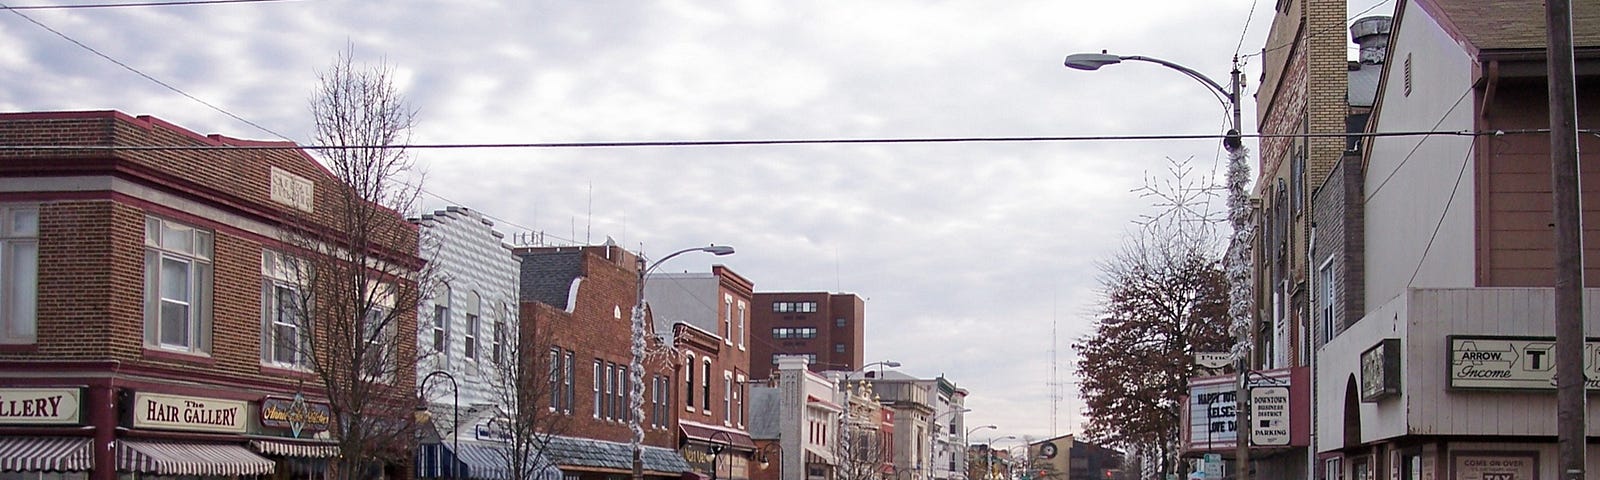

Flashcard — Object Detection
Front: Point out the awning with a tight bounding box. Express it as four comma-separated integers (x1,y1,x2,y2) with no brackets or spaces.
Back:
117,439,275,476
0,437,93,472
542,435,691,475
251,439,341,458
679,422,756,451
416,443,563,480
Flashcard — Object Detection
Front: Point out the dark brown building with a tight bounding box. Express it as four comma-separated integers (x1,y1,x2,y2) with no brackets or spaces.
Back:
747,292,864,381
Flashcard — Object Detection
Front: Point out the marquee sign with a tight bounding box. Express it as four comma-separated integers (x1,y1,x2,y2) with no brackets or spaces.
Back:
133,392,248,434
0,388,82,425
1447,336,1600,390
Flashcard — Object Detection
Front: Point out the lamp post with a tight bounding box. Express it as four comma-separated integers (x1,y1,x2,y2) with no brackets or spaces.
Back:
756,442,782,480
419,370,460,480
926,408,972,480
631,245,736,480
980,435,1014,480
1064,51,1253,480
708,430,732,480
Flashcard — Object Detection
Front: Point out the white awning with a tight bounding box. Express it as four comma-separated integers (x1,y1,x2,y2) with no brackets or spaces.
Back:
0,437,93,472
117,439,274,476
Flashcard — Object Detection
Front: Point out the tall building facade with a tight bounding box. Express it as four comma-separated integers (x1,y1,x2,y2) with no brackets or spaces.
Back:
645,266,758,480
0,111,421,479
748,292,864,380
1313,1,1600,479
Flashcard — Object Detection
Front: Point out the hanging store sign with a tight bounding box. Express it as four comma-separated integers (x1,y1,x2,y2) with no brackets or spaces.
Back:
260,395,332,437
0,388,82,425
133,392,248,434
1360,339,1401,401
1194,352,1233,370
1447,336,1600,390
1184,379,1238,450
1248,386,1289,446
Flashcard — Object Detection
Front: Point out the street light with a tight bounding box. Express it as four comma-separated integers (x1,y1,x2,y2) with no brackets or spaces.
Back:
976,435,1016,480
755,442,782,480
630,245,736,480
964,425,996,439
1064,51,1254,480
419,370,460,479
708,430,732,480
928,408,972,480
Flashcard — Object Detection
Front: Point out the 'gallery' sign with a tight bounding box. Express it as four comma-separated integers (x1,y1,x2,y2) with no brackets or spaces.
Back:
0,388,82,425
133,392,248,434
1448,336,1600,390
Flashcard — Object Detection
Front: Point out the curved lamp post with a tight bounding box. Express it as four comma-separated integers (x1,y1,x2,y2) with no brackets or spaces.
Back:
419,370,460,479
1064,51,1254,480
755,442,782,480
980,435,1016,480
630,245,736,480
707,430,733,480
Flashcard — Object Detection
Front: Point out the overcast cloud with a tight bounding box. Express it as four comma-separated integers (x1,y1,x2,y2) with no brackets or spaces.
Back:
1,0,1391,444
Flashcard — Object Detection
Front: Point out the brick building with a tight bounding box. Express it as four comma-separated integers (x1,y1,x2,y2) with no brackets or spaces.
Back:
0,111,421,479
747,292,864,380
644,266,758,480
515,245,691,480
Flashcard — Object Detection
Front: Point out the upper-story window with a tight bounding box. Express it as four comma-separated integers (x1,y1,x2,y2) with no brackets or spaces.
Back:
492,304,506,366
432,285,450,357
772,301,818,313
261,250,308,368
685,353,697,410
0,205,38,344
464,292,481,363
722,370,732,425
362,303,391,379
723,295,734,345
144,216,213,354
701,358,712,414
773,327,818,339
737,301,746,350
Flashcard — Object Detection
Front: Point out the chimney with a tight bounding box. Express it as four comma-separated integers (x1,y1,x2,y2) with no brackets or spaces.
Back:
1350,16,1393,65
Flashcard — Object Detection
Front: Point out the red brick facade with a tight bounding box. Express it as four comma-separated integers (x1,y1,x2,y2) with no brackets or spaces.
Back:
0,111,421,479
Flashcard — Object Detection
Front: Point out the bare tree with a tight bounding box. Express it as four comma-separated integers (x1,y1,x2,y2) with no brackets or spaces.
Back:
481,296,571,480
1072,227,1231,478
273,46,427,480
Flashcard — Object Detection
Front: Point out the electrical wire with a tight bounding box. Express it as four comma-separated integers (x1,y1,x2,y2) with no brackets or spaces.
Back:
0,1,296,141
0,129,1513,152
1234,0,1262,59
1403,129,1475,288
1,0,297,10
1242,0,1394,60
1365,84,1477,200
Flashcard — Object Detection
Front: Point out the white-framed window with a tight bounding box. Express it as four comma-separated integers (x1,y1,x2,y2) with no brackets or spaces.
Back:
737,301,746,350
701,358,712,414
464,293,481,363
723,295,734,345
491,318,505,366
592,360,603,418
144,216,212,353
432,285,450,356
564,350,575,414
261,250,309,369
604,362,615,420
722,370,732,425
361,304,391,379
735,373,746,427
685,353,696,410
1318,256,1336,346
549,348,562,411
0,205,39,344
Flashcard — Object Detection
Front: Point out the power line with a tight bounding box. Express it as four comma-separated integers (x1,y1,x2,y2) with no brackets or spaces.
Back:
1242,0,1393,60
1,0,297,10
0,1,295,141
3,129,1531,152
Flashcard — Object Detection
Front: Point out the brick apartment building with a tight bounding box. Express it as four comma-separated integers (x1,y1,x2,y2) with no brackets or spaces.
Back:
0,111,421,479
515,245,691,480
644,266,758,480
747,292,864,380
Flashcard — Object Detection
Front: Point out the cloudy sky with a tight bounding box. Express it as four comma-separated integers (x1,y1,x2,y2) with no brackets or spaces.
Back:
2,0,1390,445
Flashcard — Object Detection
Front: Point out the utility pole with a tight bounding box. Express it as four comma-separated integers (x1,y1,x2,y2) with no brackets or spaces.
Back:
1545,1,1585,479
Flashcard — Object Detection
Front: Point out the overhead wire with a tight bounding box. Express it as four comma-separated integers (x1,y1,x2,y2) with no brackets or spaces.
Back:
1364,83,1477,200
1242,0,1394,60
0,1,296,141
1,0,298,10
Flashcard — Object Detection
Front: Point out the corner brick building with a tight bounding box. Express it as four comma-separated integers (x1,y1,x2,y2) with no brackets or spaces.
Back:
515,245,691,480
0,111,421,479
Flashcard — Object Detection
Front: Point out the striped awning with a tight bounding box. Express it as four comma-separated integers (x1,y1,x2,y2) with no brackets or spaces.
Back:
416,443,563,480
251,439,341,458
0,437,93,472
117,439,275,476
